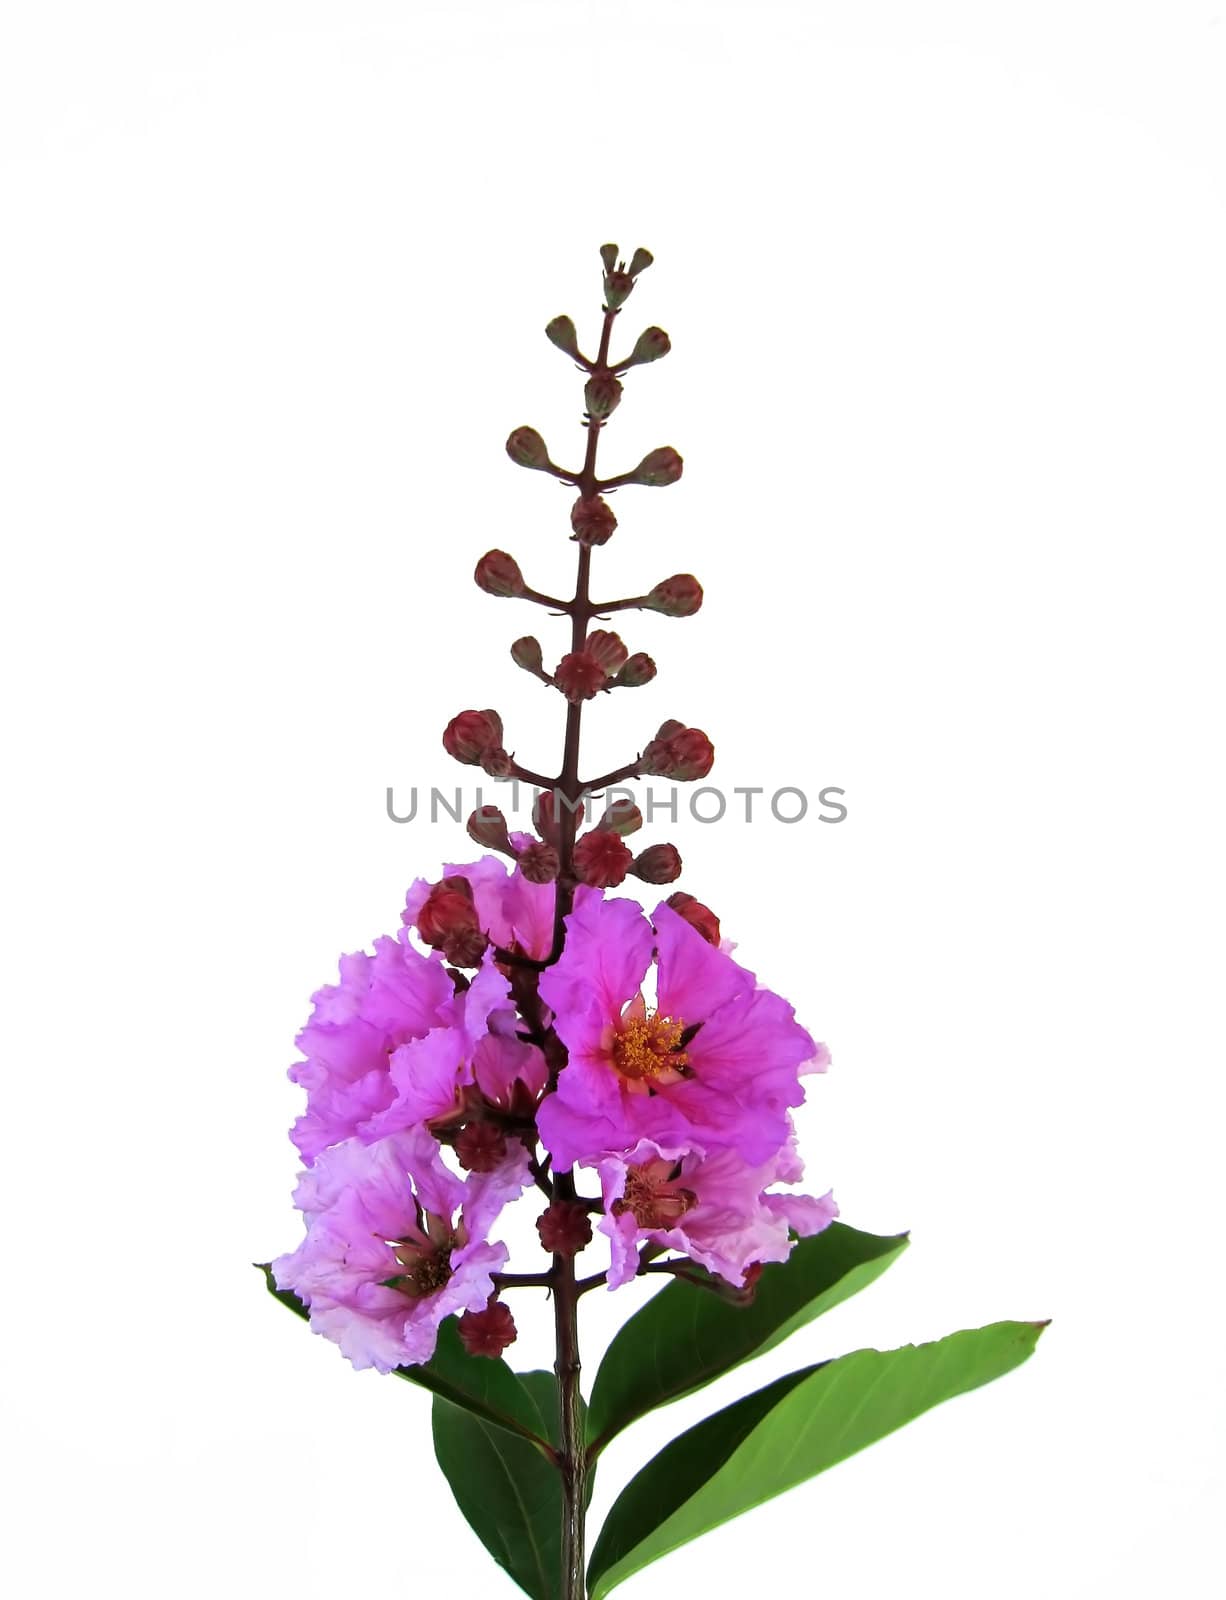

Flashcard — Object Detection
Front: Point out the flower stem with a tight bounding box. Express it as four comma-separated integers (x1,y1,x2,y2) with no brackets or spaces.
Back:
552,1172,587,1600
548,298,618,1600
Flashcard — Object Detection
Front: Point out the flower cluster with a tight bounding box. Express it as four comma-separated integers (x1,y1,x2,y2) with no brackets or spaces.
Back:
273,852,834,1371
272,241,834,1376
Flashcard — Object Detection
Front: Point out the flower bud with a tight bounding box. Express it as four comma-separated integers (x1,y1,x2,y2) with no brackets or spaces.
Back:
467,805,512,853
633,843,683,884
573,829,633,888
628,247,653,278
645,573,703,617
570,494,618,546
630,446,683,486
443,709,504,765
614,652,656,688
585,629,629,674
584,372,623,421
603,269,635,310
511,635,544,673
627,326,671,366
554,650,608,703
666,891,721,946
417,877,488,967
598,798,643,837
599,243,619,274
480,745,514,779
458,1300,518,1358
536,1201,593,1257
533,789,560,845
474,549,525,597
456,1121,509,1173
642,723,715,781
505,425,551,471
517,840,560,884
545,314,581,358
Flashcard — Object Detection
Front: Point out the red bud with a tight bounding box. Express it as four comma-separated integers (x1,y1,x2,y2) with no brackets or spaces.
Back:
570,495,618,546
633,843,683,884
646,573,703,617
533,790,561,845
642,724,714,781
458,1300,518,1358
536,1201,593,1257
517,840,560,884
474,550,525,597
585,629,629,674
614,652,656,688
456,1122,509,1173
443,709,504,766
417,878,488,967
573,829,633,888
554,651,609,703
666,891,721,946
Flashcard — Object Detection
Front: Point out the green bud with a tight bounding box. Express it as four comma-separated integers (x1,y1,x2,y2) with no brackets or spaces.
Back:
545,315,581,358
627,326,671,367
631,446,683,487
505,425,551,471
511,636,544,673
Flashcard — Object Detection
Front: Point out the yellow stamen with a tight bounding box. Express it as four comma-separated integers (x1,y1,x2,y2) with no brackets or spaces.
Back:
612,1013,688,1081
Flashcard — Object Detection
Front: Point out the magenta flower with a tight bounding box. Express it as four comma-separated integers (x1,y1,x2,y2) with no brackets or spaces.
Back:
594,1136,838,1289
403,847,557,962
272,1127,526,1372
289,933,454,1165
359,949,547,1144
536,894,827,1170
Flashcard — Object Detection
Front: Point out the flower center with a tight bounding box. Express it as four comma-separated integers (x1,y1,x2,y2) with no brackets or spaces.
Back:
384,1227,456,1299
611,1012,689,1082
612,1158,698,1229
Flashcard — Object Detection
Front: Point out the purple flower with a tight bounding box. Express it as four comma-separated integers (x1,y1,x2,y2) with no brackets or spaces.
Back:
536,894,827,1169
289,933,454,1165
594,1136,838,1289
359,949,547,1144
272,1128,527,1372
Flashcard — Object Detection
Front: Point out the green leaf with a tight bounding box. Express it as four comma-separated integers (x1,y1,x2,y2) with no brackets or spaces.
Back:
433,1386,564,1600
586,1223,909,1452
255,1263,549,1451
587,1319,1047,1599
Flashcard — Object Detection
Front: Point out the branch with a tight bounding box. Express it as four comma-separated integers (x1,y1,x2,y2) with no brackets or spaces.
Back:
582,758,643,792
587,595,650,614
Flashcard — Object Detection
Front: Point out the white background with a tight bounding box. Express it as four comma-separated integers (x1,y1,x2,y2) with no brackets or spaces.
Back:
2,3,1223,1596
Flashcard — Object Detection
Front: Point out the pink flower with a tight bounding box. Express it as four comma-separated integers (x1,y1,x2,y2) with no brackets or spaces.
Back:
536,894,826,1169
359,949,547,1143
289,933,454,1165
594,1137,838,1289
272,1128,527,1372
404,848,557,963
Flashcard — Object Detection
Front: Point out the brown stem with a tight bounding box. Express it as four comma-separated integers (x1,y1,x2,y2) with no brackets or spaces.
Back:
587,594,651,614
547,301,619,1600
582,759,644,792
553,1170,588,1600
